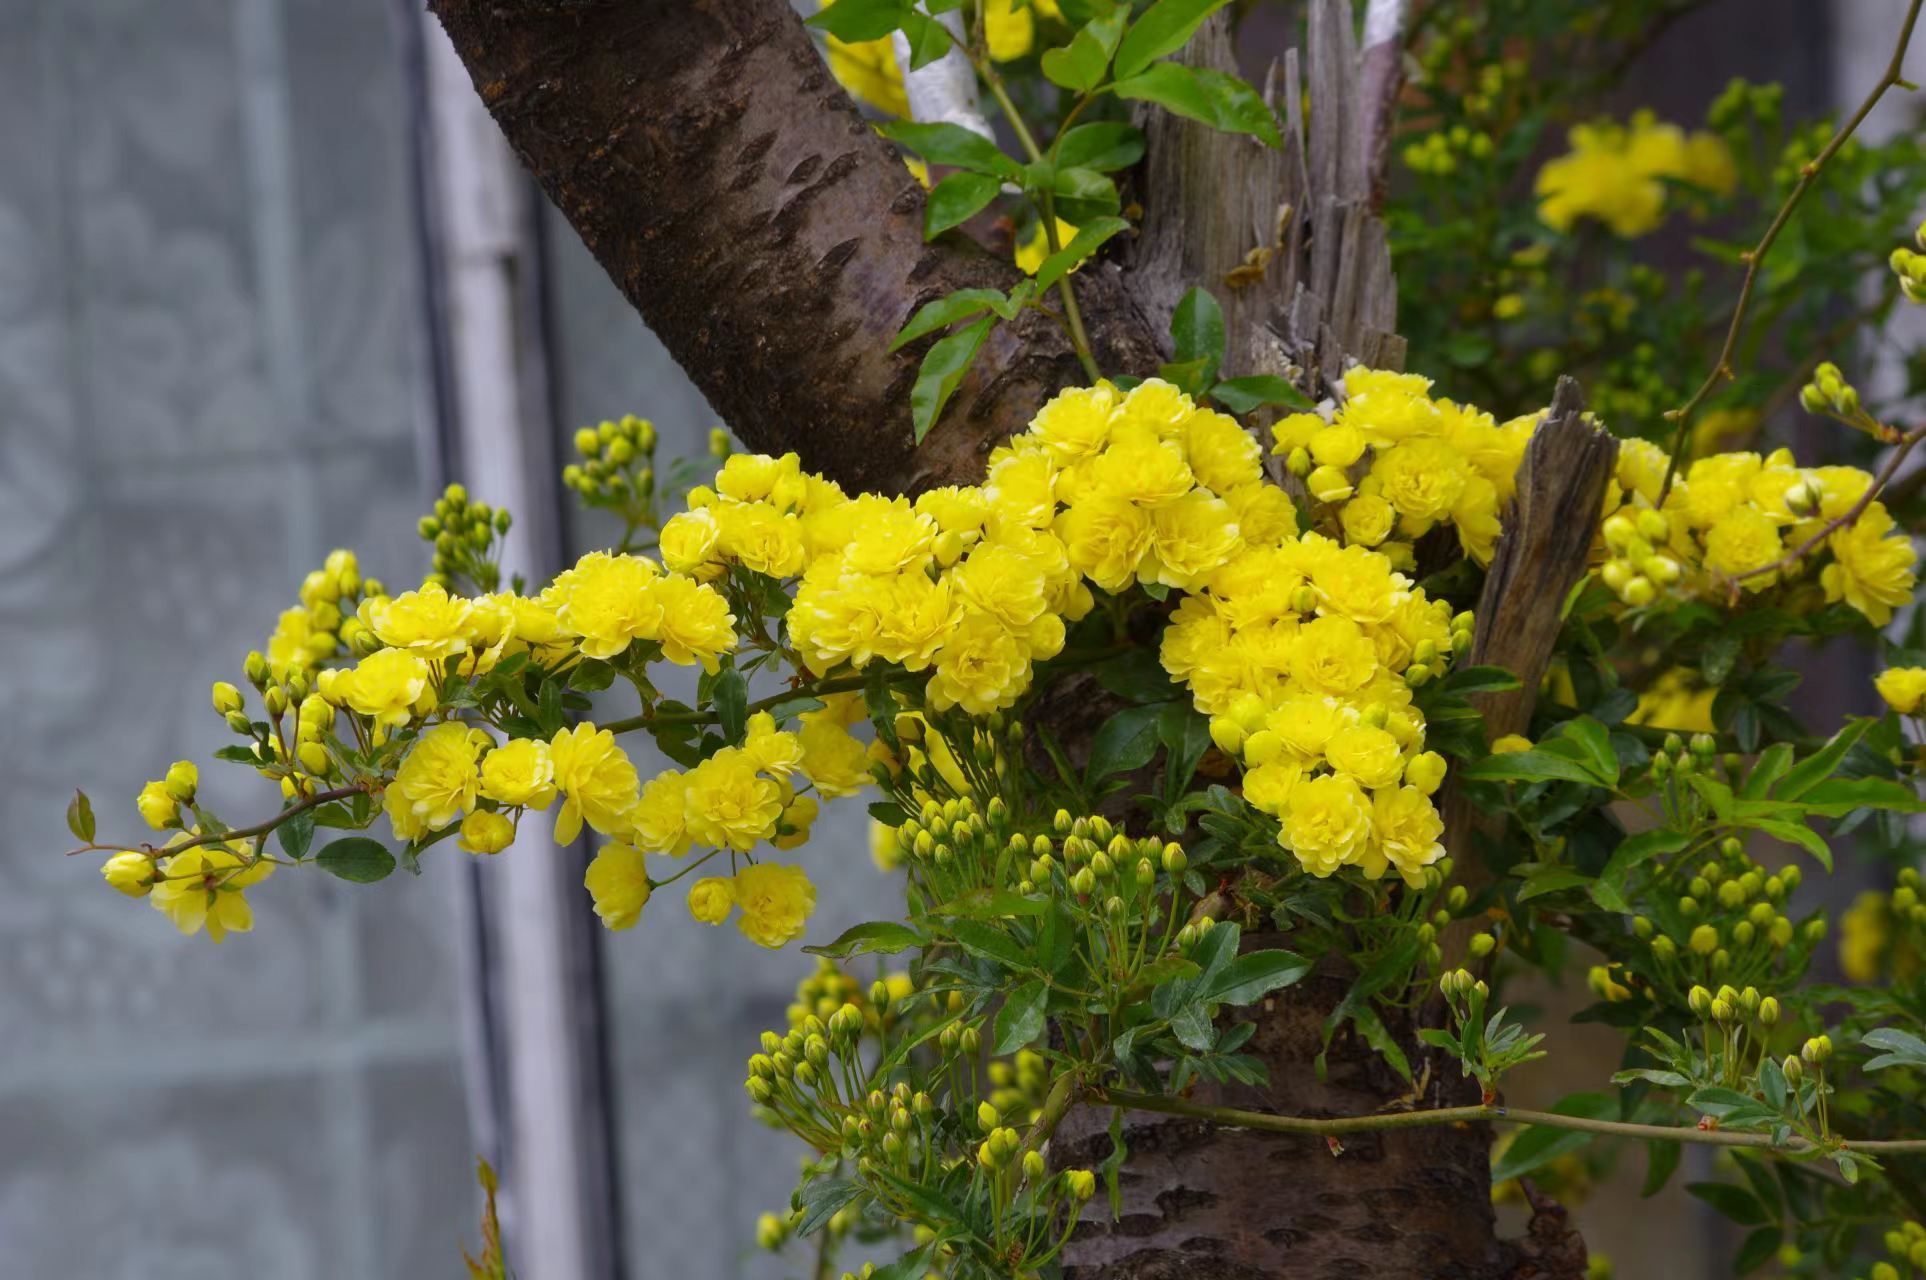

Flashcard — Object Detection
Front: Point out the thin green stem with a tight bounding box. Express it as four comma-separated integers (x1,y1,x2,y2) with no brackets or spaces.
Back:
599,672,876,737
1656,0,1923,502
1097,1089,1926,1154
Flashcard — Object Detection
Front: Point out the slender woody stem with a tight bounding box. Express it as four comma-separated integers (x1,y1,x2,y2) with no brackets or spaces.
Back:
1656,0,1923,502
1097,1089,1926,1154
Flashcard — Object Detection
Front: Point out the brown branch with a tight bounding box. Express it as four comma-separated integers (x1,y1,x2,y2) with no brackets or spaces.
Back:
69,786,366,859
426,0,1163,494
1656,0,1925,501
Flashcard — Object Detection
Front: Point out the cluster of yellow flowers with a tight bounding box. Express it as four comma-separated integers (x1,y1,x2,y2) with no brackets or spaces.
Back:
1891,219,1926,304
1602,438,1918,623
1273,366,1534,564
264,549,378,680
1535,109,1737,238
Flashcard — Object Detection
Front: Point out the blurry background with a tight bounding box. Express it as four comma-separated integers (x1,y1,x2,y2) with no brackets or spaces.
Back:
0,1,1915,1278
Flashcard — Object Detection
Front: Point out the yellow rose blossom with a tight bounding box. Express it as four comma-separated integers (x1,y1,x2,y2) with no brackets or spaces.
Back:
334,647,434,731
1183,409,1263,493
716,451,807,509
733,862,818,949
361,580,472,659
1340,494,1396,547
1370,437,1468,529
800,717,873,798
385,722,486,843
715,502,807,578
1142,491,1242,591
1822,505,1917,625
873,572,959,670
659,508,723,575
458,810,516,855
773,794,820,850
1089,433,1194,508
1324,724,1405,790
547,551,664,660
1289,615,1379,696
1224,481,1298,547
744,712,805,778
630,769,693,856
1029,384,1117,461
583,842,651,931
1279,773,1373,877
928,610,1032,715
1702,507,1784,588
480,738,557,809
683,748,784,852
549,723,641,843
1535,110,1735,238
688,876,736,925
1370,786,1446,887
1876,667,1926,715
650,573,737,671
150,836,271,943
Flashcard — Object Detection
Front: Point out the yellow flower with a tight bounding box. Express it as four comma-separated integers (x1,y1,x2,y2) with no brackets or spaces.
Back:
101,851,157,897
1311,543,1401,624
1090,434,1194,508
631,770,693,856
651,574,737,671
136,780,179,830
1057,494,1152,593
150,836,272,942
459,810,516,854
361,580,472,659
1535,112,1735,238
1702,507,1784,587
1822,505,1917,625
1405,750,1448,795
1029,384,1117,462
985,0,1057,61
1142,491,1242,591
335,647,434,730
818,0,906,116
1876,667,1926,715
267,606,334,676
684,748,784,852
1289,615,1379,696
659,508,722,575
1491,734,1533,754
1184,409,1263,493
1309,424,1368,469
1015,217,1081,274
715,502,808,578
583,842,651,931
1340,495,1396,547
385,722,485,843
547,551,664,660
480,738,557,809
549,723,641,843
744,712,805,778
800,717,872,798
1839,890,1890,982
716,451,808,510
774,794,820,850
1370,785,1446,887
873,571,959,670
1224,481,1299,548
1279,773,1373,877
688,876,736,925
1371,438,1468,529
929,610,1032,714
1324,725,1405,790
733,862,818,949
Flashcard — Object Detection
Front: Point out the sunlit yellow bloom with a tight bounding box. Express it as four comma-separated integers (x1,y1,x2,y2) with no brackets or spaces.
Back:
335,647,434,730
549,723,641,843
361,580,471,659
1876,667,1926,715
385,722,485,843
136,780,178,830
684,748,784,852
547,551,663,660
733,862,818,949
1370,785,1445,886
480,738,557,809
688,875,735,925
459,810,516,855
1279,773,1373,877
150,836,271,943
652,574,738,671
584,842,651,931
1536,111,1736,238
102,851,157,897
800,717,871,798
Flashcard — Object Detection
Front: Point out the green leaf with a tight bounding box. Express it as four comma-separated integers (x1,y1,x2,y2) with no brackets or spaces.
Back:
315,837,396,884
1033,216,1130,291
1111,63,1282,148
1100,1107,1127,1218
1745,817,1832,871
1732,1226,1783,1275
1170,286,1225,380
1040,8,1129,93
1516,867,1593,902
1170,1002,1215,1050
795,1178,864,1237
1209,375,1312,414
1055,122,1145,172
1086,702,1169,782
1862,1026,1926,1071
1462,750,1603,787
1201,949,1310,1006
929,889,1049,919
891,289,1010,351
1438,665,1524,696
1348,1004,1412,1081
877,120,1021,179
278,808,316,860
1641,1138,1682,1197
1686,1181,1767,1226
949,919,1032,971
993,979,1048,1054
66,790,96,843
1553,716,1618,785
1045,166,1121,219
1491,1092,1618,1182
1590,827,1691,913
803,920,925,959
923,171,1001,238
1798,776,1926,815
1114,0,1232,80
1740,743,1794,799
711,667,749,744
910,315,994,444
1685,1086,1779,1130
900,10,954,69
805,0,908,40
1774,719,1870,799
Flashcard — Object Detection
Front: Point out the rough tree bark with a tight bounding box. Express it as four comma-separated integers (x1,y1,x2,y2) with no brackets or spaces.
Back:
426,2,1602,1275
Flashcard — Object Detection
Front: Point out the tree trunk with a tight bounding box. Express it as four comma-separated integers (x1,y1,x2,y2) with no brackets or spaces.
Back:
424,2,1598,1275
425,0,1163,495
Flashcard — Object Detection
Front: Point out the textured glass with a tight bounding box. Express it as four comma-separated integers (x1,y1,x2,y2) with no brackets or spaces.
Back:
0,1,472,1275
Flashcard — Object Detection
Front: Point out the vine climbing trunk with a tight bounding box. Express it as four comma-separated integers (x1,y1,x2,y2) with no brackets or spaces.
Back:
426,1,1604,1275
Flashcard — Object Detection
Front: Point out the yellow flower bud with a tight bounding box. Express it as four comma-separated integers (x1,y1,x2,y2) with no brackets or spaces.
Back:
136,780,178,830
101,851,155,897
163,760,198,803
1404,750,1447,795
211,682,244,716
1306,464,1355,504
1065,1169,1097,1200
458,810,516,855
